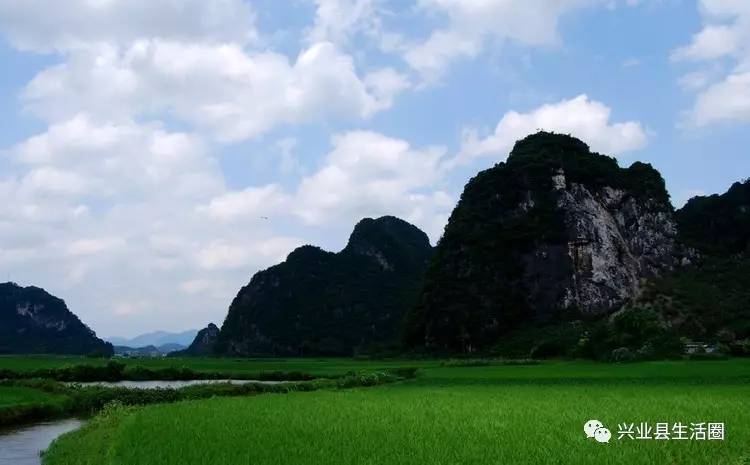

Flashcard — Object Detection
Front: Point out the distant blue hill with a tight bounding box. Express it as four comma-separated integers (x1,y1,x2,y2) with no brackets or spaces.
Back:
107,329,198,348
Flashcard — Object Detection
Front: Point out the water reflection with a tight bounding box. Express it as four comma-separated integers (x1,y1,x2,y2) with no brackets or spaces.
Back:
0,419,83,465
69,379,284,389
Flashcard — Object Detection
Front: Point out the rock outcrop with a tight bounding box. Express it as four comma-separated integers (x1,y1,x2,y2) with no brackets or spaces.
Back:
172,323,220,356
405,132,683,352
0,282,113,355
215,216,433,356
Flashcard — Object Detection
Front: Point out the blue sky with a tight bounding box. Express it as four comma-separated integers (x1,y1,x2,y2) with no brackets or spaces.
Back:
0,0,748,337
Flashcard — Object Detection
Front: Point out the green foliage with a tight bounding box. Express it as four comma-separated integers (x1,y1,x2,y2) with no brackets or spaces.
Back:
0,282,113,356
169,324,219,357
43,360,750,465
0,356,440,378
439,358,540,367
676,179,750,256
216,216,433,356
0,362,316,383
0,385,70,426
0,365,418,428
637,257,750,342
608,347,636,363
405,132,673,352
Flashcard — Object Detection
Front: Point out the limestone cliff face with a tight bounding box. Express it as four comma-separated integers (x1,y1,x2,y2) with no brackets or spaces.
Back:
215,216,433,356
538,171,678,314
0,282,113,355
405,132,682,352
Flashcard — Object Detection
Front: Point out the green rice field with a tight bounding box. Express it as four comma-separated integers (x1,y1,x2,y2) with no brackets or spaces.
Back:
35,358,750,465
0,386,64,410
0,355,435,378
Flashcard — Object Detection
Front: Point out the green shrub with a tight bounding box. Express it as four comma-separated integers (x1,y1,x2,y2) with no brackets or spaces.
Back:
608,347,636,363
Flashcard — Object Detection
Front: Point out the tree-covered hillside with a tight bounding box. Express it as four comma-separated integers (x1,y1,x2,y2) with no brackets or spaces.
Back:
405,132,678,353
215,216,433,356
0,282,113,356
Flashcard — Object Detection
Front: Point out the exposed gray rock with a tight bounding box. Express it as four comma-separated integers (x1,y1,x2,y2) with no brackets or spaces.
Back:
551,175,677,314
1,282,113,355
405,132,685,352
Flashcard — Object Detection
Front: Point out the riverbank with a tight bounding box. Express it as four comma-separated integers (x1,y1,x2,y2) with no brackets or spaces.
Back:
0,419,83,465
44,359,750,465
0,368,418,429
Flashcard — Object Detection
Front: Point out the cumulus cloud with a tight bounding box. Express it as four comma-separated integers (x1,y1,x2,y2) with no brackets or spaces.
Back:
0,0,257,52
403,0,619,78
294,131,453,240
1,117,304,335
22,41,406,142
457,95,648,163
306,0,381,44
200,185,290,222
674,1,750,126
689,72,750,126
1,1,406,143
199,130,454,242
0,0,416,335
0,0,652,338
12,115,221,200
196,237,304,271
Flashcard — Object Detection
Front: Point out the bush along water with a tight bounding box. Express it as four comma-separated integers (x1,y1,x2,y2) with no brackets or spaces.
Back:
0,361,316,382
0,368,418,428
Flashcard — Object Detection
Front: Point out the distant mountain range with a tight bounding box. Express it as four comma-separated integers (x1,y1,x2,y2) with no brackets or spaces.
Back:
113,342,186,357
106,330,198,348
3,132,748,360
192,132,750,360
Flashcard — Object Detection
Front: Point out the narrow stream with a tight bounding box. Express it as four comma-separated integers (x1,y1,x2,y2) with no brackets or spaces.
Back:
0,379,285,463
0,419,83,465
69,379,285,389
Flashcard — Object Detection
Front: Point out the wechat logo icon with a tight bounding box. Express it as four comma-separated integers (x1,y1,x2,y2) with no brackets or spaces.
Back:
584,420,611,444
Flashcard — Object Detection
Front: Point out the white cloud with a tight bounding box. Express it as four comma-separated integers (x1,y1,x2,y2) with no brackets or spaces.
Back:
12,115,221,200
677,67,721,90
0,0,421,336
404,0,607,78
364,68,412,109
196,237,303,271
674,0,750,126
199,130,455,242
276,137,302,175
22,41,405,142
201,185,290,222
67,237,126,257
113,300,151,317
0,0,257,52
458,95,648,163
306,0,380,44
0,1,405,143
0,117,305,336
19,167,91,197
294,131,453,240
673,26,743,62
688,72,750,125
